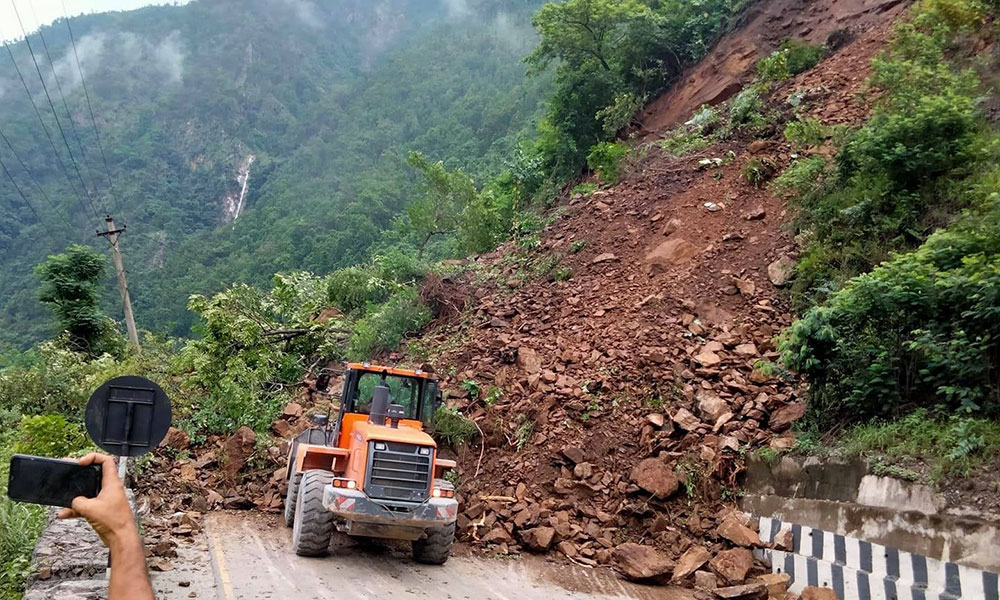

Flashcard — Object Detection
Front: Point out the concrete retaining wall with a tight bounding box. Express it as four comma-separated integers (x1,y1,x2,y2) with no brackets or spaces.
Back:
743,456,1000,572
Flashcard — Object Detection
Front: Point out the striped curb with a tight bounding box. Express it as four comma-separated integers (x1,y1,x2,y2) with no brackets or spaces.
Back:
756,516,999,600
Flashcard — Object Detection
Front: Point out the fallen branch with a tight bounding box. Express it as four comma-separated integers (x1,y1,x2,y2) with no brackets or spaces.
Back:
473,419,485,478
478,495,517,503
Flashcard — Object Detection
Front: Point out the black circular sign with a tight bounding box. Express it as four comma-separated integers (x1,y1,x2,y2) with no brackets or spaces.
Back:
85,375,172,457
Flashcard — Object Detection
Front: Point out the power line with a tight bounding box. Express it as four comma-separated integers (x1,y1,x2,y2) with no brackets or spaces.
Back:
0,125,77,237
3,42,95,221
0,152,60,243
27,0,105,215
61,0,124,220
9,0,100,220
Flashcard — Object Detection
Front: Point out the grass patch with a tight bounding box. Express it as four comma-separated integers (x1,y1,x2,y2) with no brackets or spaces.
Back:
571,182,598,197
657,130,710,156
836,409,1000,480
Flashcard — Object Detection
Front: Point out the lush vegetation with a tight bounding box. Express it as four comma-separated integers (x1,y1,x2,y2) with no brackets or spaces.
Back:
776,0,1000,476
526,0,750,179
0,0,552,345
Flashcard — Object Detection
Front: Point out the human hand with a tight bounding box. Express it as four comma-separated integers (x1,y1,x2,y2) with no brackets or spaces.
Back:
57,453,137,551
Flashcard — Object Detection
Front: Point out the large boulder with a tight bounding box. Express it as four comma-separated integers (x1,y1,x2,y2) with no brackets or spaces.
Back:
672,545,711,582
645,238,698,274
757,573,791,600
767,255,796,286
800,586,838,600
716,513,762,547
160,427,190,451
672,407,702,431
519,527,555,552
222,426,257,477
630,458,680,499
710,548,754,585
714,582,767,599
769,403,806,432
697,391,729,423
612,543,673,581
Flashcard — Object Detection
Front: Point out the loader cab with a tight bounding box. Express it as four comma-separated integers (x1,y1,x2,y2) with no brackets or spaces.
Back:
338,363,440,437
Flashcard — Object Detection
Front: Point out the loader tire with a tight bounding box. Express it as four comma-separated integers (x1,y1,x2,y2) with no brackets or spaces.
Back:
283,471,301,527
412,521,455,565
292,470,334,556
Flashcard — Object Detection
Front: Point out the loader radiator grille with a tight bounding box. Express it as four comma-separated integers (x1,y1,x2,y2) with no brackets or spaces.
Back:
365,441,432,503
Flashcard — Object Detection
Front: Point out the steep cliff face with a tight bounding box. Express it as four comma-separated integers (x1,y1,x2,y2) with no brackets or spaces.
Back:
639,0,909,134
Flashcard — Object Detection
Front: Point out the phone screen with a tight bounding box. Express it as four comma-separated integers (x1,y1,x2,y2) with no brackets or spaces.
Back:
7,454,102,508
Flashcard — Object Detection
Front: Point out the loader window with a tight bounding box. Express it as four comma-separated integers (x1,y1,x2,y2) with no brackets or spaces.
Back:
353,373,423,420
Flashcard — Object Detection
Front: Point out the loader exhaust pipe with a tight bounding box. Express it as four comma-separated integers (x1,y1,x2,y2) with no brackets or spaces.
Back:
370,384,390,426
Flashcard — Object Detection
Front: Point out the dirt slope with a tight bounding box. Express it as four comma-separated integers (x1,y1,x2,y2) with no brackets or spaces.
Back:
407,0,910,578
639,0,909,134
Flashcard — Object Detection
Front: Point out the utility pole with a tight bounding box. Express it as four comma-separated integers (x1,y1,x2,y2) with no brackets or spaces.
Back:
96,215,140,352
97,215,140,482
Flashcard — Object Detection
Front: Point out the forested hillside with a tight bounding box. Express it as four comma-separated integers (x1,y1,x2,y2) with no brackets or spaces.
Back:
0,0,550,344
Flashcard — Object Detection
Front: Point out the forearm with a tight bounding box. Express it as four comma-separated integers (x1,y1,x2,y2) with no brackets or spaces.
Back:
108,525,155,600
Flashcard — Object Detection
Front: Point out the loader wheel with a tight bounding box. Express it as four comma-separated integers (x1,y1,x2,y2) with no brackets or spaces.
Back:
412,522,455,565
283,471,301,527
292,470,334,556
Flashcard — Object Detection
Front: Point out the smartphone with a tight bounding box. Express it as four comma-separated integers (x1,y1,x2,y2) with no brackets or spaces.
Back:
7,454,102,508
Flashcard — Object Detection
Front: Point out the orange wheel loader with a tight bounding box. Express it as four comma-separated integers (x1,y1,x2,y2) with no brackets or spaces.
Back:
284,363,458,563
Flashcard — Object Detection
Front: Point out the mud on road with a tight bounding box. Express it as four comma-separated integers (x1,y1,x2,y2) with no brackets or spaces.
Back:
159,511,698,600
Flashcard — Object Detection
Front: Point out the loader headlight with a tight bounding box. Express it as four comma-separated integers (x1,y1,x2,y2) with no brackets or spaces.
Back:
418,447,430,456
374,442,387,451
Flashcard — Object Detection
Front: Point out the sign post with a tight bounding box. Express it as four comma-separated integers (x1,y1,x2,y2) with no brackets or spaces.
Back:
85,375,172,577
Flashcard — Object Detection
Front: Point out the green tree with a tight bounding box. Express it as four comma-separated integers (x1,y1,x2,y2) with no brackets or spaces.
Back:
34,246,121,357
403,152,478,258
526,0,653,73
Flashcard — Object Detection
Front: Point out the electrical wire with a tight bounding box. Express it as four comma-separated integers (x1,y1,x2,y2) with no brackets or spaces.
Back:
9,0,100,220
0,125,77,237
60,0,124,220
27,0,105,214
0,152,60,243
3,41,95,221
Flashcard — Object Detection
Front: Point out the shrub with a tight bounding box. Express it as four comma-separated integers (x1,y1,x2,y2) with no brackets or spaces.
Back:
779,0,986,307
327,266,391,314
771,156,831,198
373,249,427,284
13,415,89,457
757,39,825,81
784,118,832,149
586,142,629,184
570,182,597,197
595,91,646,137
727,84,767,131
741,157,778,187
657,130,710,156
780,199,1000,423
347,287,432,360
553,267,573,281
432,406,477,446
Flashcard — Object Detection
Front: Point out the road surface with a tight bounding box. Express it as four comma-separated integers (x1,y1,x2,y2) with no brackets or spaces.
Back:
153,511,698,600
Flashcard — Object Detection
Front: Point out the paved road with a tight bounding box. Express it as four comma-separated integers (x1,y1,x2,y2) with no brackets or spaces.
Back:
180,511,697,600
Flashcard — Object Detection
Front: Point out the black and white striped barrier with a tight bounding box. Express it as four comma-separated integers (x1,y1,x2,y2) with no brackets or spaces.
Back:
756,517,999,600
